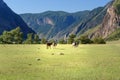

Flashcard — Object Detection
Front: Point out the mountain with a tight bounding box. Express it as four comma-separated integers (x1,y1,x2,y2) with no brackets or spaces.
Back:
0,0,35,38
20,11,88,39
87,0,120,40
20,0,119,40
20,6,107,39
1,0,119,41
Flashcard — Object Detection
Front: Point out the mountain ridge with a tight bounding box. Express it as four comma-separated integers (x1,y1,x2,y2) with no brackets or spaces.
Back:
0,0,35,38
1,0,119,41
88,0,120,40
20,6,107,39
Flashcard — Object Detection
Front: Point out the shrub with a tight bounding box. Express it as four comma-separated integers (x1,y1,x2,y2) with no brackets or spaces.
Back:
23,33,33,44
41,38,47,44
67,34,76,44
115,4,120,15
93,38,106,44
79,36,93,44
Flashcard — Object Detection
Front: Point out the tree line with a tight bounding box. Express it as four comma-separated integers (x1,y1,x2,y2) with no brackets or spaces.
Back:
59,34,106,44
0,27,40,44
0,27,106,44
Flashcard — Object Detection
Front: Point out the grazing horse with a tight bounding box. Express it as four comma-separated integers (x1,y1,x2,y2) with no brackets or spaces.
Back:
53,42,57,47
46,42,53,49
46,41,57,49
72,42,79,47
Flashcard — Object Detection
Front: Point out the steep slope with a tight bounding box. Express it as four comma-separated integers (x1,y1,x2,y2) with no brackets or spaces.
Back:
53,7,107,39
20,11,90,39
21,6,107,39
106,28,120,40
0,0,35,38
90,0,120,39
73,7,107,35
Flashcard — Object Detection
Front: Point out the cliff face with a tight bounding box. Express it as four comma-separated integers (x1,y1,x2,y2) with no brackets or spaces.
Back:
100,6,119,38
91,0,120,39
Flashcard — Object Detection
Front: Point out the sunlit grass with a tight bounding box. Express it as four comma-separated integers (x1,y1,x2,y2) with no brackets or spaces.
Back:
0,44,120,80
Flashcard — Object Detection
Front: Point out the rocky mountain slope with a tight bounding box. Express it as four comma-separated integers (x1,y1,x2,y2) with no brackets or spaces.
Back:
20,5,108,39
0,0,35,38
1,0,119,41
20,11,88,39
88,0,120,40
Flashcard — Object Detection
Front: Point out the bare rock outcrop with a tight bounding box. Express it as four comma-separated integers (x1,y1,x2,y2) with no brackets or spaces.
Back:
91,5,120,39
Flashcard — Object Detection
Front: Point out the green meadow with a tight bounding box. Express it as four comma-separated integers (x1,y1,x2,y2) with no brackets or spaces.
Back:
0,43,120,80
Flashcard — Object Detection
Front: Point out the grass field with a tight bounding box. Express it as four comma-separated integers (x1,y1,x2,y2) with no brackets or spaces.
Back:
0,44,120,80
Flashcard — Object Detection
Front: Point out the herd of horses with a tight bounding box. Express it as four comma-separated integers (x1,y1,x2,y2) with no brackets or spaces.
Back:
46,41,79,49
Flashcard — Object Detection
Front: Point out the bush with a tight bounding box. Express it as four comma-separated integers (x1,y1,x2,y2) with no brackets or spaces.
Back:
79,36,93,44
67,34,76,44
41,38,47,44
0,36,3,44
23,33,33,44
93,38,106,44
0,27,23,44
115,4,120,15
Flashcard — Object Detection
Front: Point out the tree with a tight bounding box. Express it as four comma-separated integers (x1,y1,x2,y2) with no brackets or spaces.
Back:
0,27,23,44
33,34,40,44
10,27,23,44
67,34,76,44
41,38,47,44
93,38,106,44
74,38,80,44
1,31,13,44
24,33,33,44
0,36,3,44
116,4,120,15
79,36,93,44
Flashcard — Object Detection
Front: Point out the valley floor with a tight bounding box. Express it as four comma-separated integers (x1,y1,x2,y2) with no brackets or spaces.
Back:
0,44,120,80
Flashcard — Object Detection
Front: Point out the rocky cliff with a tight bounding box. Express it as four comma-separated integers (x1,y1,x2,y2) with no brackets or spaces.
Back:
91,0,120,39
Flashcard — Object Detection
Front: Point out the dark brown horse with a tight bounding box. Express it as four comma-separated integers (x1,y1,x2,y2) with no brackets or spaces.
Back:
46,42,52,49
46,42,57,49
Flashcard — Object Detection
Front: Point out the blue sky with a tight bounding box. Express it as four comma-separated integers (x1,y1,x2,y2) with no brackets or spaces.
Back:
4,0,111,14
